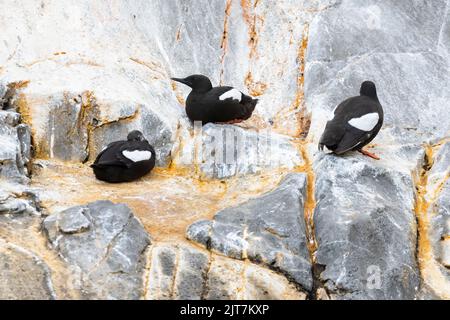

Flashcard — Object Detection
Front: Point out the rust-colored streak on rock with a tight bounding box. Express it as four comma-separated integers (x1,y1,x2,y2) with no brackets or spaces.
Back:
413,142,450,299
271,24,311,138
170,81,186,106
175,25,182,41
77,91,98,162
244,71,267,97
219,0,233,85
129,57,166,80
241,0,260,59
292,23,309,110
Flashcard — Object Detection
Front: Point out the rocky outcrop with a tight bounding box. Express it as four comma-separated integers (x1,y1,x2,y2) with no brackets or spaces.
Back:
303,0,449,300
43,201,151,300
0,0,449,300
0,189,40,216
0,108,31,183
313,155,420,299
187,173,313,292
196,124,302,179
0,240,56,300
144,243,305,300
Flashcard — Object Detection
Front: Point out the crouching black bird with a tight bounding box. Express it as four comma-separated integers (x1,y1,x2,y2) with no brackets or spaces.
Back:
91,130,156,182
318,81,384,160
171,74,258,124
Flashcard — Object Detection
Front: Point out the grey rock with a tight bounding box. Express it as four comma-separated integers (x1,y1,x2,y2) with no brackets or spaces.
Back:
198,124,302,179
0,190,39,215
0,240,56,300
304,0,449,300
187,173,313,291
145,244,209,300
144,244,306,300
306,0,450,144
43,200,151,299
0,110,31,182
57,206,91,234
313,155,420,299
307,0,447,62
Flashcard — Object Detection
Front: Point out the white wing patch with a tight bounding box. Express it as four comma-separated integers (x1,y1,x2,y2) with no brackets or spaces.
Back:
348,112,379,131
219,89,242,102
122,150,152,162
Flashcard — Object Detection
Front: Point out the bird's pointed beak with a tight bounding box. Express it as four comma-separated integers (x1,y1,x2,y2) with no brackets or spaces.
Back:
171,77,192,87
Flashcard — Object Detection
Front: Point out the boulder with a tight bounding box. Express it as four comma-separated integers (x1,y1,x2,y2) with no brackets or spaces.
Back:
187,173,313,292
144,243,305,300
43,200,151,299
0,240,56,300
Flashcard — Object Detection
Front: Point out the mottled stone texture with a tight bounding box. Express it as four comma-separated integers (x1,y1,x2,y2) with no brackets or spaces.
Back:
144,243,305,300
198,124,302,179
313,155,420,299
0,109,31,183
429,142,450,273
43,201,151,300
304,0,449,299
0,240,56,300
187,173,312,292
0,0,449,300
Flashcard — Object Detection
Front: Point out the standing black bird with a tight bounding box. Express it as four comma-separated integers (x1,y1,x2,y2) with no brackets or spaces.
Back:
171,74,258,124
318,81,384,160
91,130,156,183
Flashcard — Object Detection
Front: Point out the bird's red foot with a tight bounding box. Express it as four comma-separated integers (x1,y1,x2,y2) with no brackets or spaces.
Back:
358,148,380,160
217,119,244,124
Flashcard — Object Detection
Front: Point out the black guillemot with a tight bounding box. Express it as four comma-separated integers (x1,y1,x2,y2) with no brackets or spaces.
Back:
318,81,384,160
171,74,258,125
91,130,156,182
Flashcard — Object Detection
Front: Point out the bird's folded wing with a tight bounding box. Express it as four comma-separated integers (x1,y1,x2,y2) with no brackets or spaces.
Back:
92,141,125,166
333,127,370,154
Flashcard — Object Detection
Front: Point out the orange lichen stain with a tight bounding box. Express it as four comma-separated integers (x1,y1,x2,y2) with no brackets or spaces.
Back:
31,160,288,243
219,0,233,85
241,0,261,59
170,81,186,105
414,143,450,299
78,91,100,162
295,140,318,263
244,72,267,97
129,57,166,79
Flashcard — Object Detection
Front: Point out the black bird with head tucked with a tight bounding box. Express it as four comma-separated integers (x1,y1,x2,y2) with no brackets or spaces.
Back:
171,74,258,125
91,130,156,183
318,81,384,160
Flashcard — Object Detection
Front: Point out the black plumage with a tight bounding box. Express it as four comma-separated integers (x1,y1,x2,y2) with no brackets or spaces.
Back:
319,81,384,160
91,130,156,183
171,74,258,124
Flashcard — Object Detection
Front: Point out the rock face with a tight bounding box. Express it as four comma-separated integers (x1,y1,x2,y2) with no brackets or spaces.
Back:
0,108,31,183
0,240,56,300
145,243,305,300
0,190,39,216
313,155,420,299
1,0,449,300
43,201,151,300
304,0,449,300
198,124,302,179
187,173,313,292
